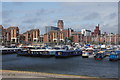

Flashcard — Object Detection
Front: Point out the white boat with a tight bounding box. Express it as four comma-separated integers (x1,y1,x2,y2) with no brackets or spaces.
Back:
0,47,21,54
17,46,65,57
82,48,95,58
30,48,65,56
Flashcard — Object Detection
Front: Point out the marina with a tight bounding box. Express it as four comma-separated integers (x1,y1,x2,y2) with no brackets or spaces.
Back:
1,44,120,79
2,52,119,78
1,2,120,79
1,44,120,60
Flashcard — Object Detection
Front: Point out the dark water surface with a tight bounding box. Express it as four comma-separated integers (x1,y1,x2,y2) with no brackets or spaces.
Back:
2,54,119,78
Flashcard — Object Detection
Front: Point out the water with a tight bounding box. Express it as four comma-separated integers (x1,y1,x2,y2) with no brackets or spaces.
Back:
2,54,119,78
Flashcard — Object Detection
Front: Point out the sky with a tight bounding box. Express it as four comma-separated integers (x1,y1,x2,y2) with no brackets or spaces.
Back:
1,2,118,34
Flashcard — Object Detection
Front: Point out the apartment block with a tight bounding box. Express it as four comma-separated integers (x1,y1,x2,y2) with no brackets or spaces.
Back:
44,30,65,43
23,29,40,43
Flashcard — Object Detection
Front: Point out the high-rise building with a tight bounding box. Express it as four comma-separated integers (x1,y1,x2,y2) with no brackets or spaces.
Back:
57,20,64,31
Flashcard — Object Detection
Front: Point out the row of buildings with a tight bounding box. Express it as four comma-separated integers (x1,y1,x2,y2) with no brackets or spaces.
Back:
0,20,120,46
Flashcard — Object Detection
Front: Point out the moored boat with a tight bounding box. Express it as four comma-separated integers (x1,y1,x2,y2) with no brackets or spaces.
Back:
109,51,120,61
55,49,82,58
82,48,94,58
30,49,65,57
17,46,65,57
94,51,106,60
1,46,21,54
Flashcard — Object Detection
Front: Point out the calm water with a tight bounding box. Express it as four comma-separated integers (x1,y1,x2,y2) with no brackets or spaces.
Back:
2,54,119,78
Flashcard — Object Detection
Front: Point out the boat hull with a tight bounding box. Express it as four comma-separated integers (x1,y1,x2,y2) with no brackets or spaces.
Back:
2,48,21,54
17,49,62,57
55,50,82,58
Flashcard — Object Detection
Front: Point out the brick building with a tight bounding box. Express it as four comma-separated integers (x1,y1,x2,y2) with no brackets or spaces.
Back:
7,27,19,43
0,25,3,42
0,26,19,45
72,32,82,43
92,24,101,36
23,29,40,43
0,25,5,45
43,30,65,43
19,34,25,44
39,35,44,43
91,33,120,44
63,28,74,38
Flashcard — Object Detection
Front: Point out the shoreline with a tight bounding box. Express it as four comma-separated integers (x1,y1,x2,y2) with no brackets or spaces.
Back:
1,70,118,80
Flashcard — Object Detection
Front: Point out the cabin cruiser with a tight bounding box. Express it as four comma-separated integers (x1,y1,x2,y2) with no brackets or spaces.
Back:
55,49,82,58
30,47,65,57
109,51,120,61
17,46,35,56
17,46,65,57
0,46,21,54
94,51,106,60
82,48,95,58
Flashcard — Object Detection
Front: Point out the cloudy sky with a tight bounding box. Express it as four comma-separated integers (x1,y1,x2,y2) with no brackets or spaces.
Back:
2,2,118,34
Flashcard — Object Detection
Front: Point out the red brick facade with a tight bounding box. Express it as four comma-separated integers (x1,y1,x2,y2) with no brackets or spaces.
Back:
63,28,74,38
23,29,40,43
92,24,101,36
44,30,65,43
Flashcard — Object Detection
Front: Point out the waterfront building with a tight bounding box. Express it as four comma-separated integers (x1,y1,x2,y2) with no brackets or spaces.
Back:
63,28,74,38
72,31,92,44
32,29,40,42
57,20,64,31
0,26,19,46
7,27,19,43
0,25,7,45
1,20,120,45
92,24,101,36
23,29,40,43
81,29,91,36
44,30,65,43
0,25,3,44
39,35,44,43
19,34,26,44
72,32,82,43
90,33,120,45
106,33,119,45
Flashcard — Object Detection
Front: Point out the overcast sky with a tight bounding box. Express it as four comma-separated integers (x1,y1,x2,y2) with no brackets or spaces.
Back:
2,2,118,34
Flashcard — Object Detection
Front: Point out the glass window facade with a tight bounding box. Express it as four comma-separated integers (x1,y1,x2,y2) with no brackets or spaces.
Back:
46,26,60,33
